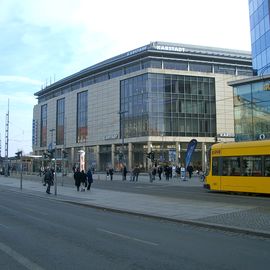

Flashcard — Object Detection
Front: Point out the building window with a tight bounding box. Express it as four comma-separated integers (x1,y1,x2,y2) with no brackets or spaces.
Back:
40,104,47,147
234,80,270,141
56,98,65,145
120,73,216,138
77,91,88,143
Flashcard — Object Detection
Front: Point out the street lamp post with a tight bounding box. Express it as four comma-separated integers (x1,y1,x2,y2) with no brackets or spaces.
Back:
119,110,128,179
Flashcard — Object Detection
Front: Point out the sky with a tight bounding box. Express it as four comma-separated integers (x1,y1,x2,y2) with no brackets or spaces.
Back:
0,0,251,157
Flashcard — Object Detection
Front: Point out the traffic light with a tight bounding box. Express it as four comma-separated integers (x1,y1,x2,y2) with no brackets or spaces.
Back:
62,150,68,158
146,151,155,162
48,149,55,159
150,152,155,162
15,151,22,159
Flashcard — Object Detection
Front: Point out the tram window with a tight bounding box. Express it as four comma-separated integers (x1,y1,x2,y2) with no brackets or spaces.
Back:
222,157,241,176
212,157,219,176
265,157,270,176
242,156,262,176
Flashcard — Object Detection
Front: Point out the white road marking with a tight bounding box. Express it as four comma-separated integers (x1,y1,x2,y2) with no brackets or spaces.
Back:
97,228,159,246
0,242,45,270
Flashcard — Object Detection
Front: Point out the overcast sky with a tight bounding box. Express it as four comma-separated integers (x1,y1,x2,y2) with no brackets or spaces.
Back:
0,0,251,157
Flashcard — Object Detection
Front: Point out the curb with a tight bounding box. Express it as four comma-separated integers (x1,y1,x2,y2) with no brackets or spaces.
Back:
63,199,270,239
2,183,270,239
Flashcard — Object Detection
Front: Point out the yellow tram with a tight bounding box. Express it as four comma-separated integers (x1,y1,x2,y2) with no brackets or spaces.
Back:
205,140,270,194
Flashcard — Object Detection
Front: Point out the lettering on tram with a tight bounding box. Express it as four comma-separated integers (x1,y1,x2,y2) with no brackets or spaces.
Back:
205,140,270,194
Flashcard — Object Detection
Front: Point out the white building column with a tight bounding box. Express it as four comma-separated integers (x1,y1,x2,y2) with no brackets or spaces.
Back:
176,142,180,165
128,142,133,171
202,142,207,172
96,145,100,171
111,144,115,169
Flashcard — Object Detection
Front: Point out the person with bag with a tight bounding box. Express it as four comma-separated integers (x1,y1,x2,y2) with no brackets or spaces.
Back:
44,168,54,194
86,168,93,190
74,168,81,191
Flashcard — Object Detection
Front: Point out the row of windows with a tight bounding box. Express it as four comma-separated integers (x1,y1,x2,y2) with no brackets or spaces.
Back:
38,57,252,103
253,46,270,73
251,13,270,42
249,0,269,28
212,156,270,177
120,74,217,138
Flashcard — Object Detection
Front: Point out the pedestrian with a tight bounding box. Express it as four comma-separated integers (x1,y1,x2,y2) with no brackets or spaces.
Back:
122,165,127,181
86,168,93,190
180,164,186,181
187,164,194,179
44,168,54,194
164,165,170,181
157,166,163,180
152,167,157,181
109,168,114,181
74,168,81,191
80,170,87,191
106,167,109,180
133,166,140,182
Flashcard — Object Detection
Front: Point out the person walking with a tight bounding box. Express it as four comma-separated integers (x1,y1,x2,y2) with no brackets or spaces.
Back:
122,165,127,181
109,168,114,181
86,168,93,190
74,168,81,191
80,170,87,191
187,164,194,179
44,168,54,194
152,167,157,181
157,166,163,180
132,166,140,182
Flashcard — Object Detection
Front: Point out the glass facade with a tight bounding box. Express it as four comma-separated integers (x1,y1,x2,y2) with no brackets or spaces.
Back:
120,73,216,138
234,79,270,141
40,104,47,147
77,91,88,143
249,0,270,74
56,98,65,145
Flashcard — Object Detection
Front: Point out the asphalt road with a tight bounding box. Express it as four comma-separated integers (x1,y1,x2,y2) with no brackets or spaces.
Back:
1,188,270,270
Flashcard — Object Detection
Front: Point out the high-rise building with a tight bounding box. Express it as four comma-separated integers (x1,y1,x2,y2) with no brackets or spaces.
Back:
228,1,270,142
249,0,270,75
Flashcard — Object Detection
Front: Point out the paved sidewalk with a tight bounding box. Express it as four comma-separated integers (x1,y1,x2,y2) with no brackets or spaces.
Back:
1,175,270,238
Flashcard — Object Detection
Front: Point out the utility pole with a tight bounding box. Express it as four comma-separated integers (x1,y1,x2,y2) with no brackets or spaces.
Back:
4,100,9,176
119,110,128,179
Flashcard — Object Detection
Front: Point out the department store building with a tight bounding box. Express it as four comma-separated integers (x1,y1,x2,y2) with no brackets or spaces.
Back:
33,41,252,172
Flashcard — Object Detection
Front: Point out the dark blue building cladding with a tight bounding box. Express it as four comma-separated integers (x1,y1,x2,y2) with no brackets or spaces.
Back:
249,0,270,74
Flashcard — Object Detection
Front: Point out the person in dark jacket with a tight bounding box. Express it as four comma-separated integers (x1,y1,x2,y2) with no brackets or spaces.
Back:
80,170,87,191
74,168,81,191
44,168,54,194
122,165,127,181
109,168,114,181
86,169,93,190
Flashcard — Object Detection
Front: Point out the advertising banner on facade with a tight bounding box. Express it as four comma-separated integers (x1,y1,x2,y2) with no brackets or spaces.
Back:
185,139,197,169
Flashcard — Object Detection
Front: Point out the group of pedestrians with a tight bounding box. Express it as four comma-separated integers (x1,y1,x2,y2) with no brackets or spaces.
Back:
73,168,93,191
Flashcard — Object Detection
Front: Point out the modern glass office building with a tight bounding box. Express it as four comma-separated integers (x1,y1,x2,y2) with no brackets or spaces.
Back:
229,1,270,143
249,0,270,75
229,75,270,141
33,42,252,172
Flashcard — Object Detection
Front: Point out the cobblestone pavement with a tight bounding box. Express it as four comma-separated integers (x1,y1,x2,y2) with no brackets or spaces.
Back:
197,207,270,232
